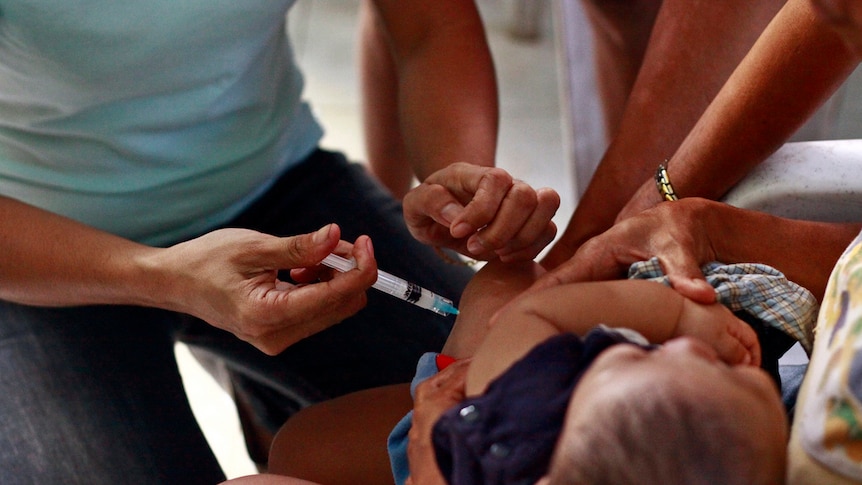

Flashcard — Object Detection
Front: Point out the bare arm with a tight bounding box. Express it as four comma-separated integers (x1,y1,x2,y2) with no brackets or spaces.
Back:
440,259,547,359
465,278,757,396
0,195,158,307
369,1,567,261
0,195,377,354
372,1,556,260
369,0,498,181
358,0,414,199
621,0,859,216
544,0,787,267
537,198,861,303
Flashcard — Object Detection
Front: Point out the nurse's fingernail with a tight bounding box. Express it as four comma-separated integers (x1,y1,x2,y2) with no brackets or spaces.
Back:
313,224,332,244
452,222,473,239
441,203,461,224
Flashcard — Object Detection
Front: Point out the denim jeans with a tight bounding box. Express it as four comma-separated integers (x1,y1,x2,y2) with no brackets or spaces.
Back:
0,150,474,484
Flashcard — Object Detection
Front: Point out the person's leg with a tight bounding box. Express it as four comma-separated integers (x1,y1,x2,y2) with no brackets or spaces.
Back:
183,149,475,464
267,383,412,485
221,474,321,485
0,302,224,484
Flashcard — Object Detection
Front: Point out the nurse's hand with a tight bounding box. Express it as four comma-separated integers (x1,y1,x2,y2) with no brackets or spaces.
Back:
155,224,377,355
403,163,560,262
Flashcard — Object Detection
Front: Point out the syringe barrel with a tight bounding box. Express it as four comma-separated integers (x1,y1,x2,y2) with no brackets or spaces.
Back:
374,270,437,310
321,253,457,315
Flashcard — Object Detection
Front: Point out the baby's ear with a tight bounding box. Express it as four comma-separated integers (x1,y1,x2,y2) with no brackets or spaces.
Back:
534,477,551,485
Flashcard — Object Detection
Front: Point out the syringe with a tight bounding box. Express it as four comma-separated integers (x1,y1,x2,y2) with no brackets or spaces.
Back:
321,253,459,317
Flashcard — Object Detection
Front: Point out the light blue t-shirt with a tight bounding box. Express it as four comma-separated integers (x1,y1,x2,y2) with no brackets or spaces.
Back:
0,1,323,245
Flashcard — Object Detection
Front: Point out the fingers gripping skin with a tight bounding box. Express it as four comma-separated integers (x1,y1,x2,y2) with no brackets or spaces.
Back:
403,163,560,262
158,224,377,355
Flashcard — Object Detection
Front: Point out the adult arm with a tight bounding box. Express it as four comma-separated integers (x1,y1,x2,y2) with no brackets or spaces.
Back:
535,198,861,303
368,0,497,181
618,0,859,218
543,0,787,268
0,195,376,355
369,1,565,261
358,0,414,199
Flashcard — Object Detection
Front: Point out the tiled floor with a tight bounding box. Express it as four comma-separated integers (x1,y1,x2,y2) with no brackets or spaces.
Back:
177,0,567,479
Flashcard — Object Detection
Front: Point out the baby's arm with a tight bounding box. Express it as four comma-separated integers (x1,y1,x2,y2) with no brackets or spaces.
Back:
466,279,760,396
438,259,547,359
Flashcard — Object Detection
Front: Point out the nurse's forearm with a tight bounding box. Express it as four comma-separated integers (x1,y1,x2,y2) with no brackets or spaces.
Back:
0,195,160,307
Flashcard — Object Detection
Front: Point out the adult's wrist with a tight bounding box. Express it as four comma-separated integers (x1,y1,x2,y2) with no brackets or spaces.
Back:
127,245,188,311
667,197,722,261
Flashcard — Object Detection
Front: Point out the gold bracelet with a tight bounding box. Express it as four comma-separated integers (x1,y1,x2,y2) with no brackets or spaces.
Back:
655,162,679,202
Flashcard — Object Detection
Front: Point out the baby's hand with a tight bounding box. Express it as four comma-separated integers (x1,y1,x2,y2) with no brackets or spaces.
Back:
674,299,761,366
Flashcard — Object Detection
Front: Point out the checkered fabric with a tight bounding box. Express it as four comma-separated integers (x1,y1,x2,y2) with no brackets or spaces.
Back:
628,257,818,353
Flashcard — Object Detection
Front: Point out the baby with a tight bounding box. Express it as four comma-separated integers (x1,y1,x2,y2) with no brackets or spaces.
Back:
397,258,812,485
256,257,813,485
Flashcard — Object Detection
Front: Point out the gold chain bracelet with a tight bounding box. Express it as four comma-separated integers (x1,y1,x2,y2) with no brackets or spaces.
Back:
654,162,679,202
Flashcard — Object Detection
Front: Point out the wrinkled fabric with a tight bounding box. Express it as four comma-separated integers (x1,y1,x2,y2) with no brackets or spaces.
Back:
629,258,818,353
797,231,862,481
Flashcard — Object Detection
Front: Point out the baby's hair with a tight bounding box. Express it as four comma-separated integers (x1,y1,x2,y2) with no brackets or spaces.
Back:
545,377,784,485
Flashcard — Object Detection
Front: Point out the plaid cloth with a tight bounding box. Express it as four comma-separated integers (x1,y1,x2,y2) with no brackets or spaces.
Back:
628,257,818,354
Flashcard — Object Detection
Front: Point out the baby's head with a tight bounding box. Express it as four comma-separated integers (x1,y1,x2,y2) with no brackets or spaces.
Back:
540,337,787,485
